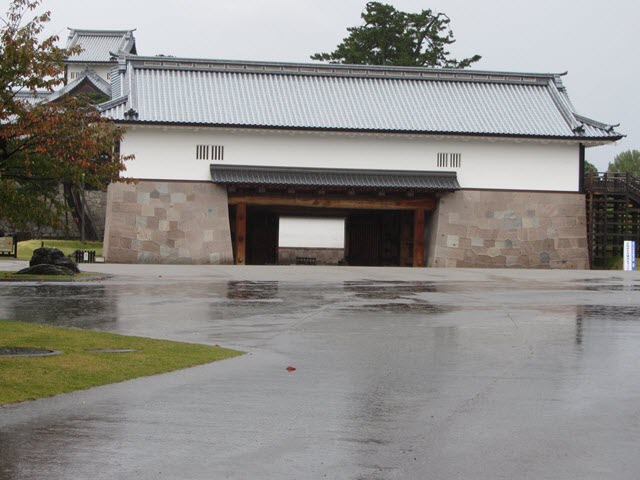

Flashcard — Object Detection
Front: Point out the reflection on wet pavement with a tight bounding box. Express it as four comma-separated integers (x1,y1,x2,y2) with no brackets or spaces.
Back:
1,270,640,480
343,280,439,299
578,304,640,320
226,281,280,300
580,284,640,291
0,284,118,328
345,301,448,313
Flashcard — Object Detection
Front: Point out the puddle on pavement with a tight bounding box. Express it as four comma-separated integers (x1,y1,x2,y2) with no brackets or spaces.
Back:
0,284,118,328
226,281,280,300
343,281,439,300
580,284,640,292
341,281,452,314
340,437,390,446
342,301,449,314
577,305,640,320
566,277,640,292
579,277,625,283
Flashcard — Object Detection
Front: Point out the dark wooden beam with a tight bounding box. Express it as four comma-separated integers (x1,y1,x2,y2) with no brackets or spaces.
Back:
235,203,247,265
228,194,435,211
413,208,425,267
579,143,585,194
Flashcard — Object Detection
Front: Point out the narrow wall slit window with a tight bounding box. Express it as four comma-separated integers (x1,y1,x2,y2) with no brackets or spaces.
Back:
196,145,224,160
437,152,462,168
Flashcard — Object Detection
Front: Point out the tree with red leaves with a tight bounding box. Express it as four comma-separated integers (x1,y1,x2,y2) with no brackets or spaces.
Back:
0,0,132,231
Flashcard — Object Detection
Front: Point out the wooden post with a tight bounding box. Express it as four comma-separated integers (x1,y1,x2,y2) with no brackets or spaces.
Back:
400,212,411,266
412,208,425,268
235,203,247,265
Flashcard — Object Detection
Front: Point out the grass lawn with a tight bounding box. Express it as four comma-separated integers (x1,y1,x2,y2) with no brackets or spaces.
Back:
0,321,243,405
11,239,103,261
0,271,106,282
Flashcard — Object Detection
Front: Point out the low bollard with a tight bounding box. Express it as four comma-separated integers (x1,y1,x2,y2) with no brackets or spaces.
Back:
74,250,96,263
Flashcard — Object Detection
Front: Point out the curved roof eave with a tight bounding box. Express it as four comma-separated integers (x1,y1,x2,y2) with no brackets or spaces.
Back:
108,119,624,143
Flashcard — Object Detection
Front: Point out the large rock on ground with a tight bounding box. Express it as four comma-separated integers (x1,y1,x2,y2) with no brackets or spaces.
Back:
16,264,75,275
29,247,80,273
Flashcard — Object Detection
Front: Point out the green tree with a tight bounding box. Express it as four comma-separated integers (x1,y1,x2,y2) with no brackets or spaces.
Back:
0,0,132,231
607,149,640,177
584,160,597,175
311,2,481,68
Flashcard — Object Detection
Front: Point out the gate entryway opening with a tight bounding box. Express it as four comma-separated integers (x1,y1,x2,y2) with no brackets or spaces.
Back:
228,205,431,267
229,209,425,267
212,164,460,268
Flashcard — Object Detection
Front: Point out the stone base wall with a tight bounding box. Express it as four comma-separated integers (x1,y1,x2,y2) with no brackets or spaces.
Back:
104,181,233,264
278,247,345,265
84,189,108,238
429,190,589,269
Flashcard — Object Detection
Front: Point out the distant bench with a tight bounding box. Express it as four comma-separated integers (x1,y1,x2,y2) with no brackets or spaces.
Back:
0,236,17,258
295,256,316,265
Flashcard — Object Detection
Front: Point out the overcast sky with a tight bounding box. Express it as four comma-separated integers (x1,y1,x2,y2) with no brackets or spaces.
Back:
4,0,637,169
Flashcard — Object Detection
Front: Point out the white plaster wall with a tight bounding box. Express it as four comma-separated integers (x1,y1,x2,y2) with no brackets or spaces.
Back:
121,126,581,192
67,64,112,82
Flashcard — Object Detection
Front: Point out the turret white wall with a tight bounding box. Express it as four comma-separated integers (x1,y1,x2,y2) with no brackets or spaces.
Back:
67,64,112,83
121,126,581,192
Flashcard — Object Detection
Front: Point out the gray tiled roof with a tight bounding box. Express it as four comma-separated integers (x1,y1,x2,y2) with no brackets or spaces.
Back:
47,70,111,102
101,57,623,141
6,90,49,122
13,90,50,106
66,29,136,63
210,165,460,191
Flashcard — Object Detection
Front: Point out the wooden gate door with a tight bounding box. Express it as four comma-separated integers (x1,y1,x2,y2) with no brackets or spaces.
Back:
246,209,279,265
345,212,401,266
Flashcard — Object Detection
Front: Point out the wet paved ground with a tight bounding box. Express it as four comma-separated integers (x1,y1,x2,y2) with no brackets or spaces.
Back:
0,262,639,479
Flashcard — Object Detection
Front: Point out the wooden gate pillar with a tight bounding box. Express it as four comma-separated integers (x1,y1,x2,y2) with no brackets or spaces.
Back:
400,212,412,266
412,208,425,267
235,203,247,265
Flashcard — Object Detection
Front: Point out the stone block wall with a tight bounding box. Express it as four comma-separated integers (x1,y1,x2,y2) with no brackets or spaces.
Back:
104,180,233,264
428,190,589,269
84,189,108,238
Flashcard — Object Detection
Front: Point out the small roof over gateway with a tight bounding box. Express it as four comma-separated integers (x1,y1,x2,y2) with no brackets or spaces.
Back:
210,165,461,192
